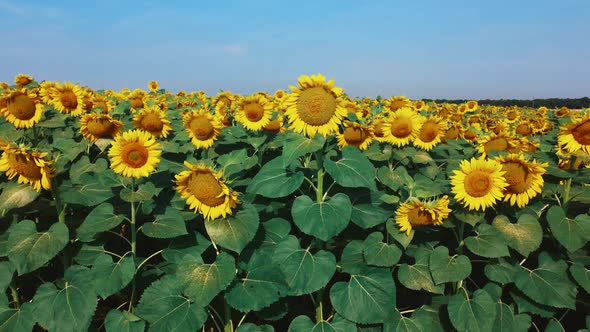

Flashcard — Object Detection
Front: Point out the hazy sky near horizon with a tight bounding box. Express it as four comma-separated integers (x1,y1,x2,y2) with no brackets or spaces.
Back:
1,0,589,99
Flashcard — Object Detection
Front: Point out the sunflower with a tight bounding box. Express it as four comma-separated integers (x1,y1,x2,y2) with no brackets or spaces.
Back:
555,107,570,118
557,114,590,154
90,93,116,114
49,82,86,116
233,94,274,131
183,109,223,149
370,117,388,142
384,96,412,113
263,114,286,133
212,91,236,113
514,121,533,136
284,74,348,137
0,145,54,191
505,108,520,122
336,121,374,150
414,115,448,151
128,89,147,110
450,157,508,211
444,123,463,140
108,129,161,178
381,107,424,147
414,100,426,111
395,196,451,235
466,100,479,112
0,89,44,128
148,80,159,93
132,106,172,138
38,81,57,104
174,162,240,221
15,74,34,88
0,82,8,90
476,132,517,157
80,113,123,142
462,128,478,141
494,154,548,208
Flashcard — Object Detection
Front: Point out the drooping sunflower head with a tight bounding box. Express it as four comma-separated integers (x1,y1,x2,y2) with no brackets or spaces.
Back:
174,162,240,221
148,80,159,93
336,121,374,150
494,153,548,208
90,93,116,114
284,74,348,138
183,108,223,149
49,82,86,116
557,114,590,154
555,107,570,118
395,195,451,235
15,74,34,88
128,89,147,110
0,88,44,128
212,91,236,113
450,157,508,211
414,115,448,151
444,123,463,140
108,129,161,178
234,94,274,131
132,106,172,138
476,132,517,157
381,107,424,147
80,112,123,142
384,96,412,113
263,114,286,133
0,145,54,191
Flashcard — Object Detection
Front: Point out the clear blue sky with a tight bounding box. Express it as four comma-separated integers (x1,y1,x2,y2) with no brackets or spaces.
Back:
1,0,589,99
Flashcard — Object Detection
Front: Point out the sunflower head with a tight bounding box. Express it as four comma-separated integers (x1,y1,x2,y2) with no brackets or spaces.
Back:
381,107,424,147
494,153,548,208
450,157,508,211
263,114,286,133
80,113,123,142
174,162,240,221
384,96,412,112
336,121,374,150
132,106,172,138
476,133,517,157
15,74,34,88
395,196,451,235
234,94,274,131
0,88,44,128
557,114,590,154
108,129,161,178
414,115,448,151
49,82,86,116
0,145,54,191
555,107,570,118
183,108,223,149
148,80,159,93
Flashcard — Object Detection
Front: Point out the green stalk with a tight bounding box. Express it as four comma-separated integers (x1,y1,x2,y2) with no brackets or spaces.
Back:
315,151,325,203
129,178,137,312
9,283,19,309
224,300,233,332
562,178,572,208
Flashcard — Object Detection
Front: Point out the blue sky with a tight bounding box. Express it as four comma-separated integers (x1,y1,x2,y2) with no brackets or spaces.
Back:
1,0,589,99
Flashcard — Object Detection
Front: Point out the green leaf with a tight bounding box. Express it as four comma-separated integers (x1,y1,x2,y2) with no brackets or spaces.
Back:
236,323,274,332
351,203,391,229
0,182,40,217
570,263,590,293
135,275,207,332
272,235,336,295
377,165,413,191
91,254,135,299
330,266,396,324
364,143,392,161
204,204,259,253
429,246,472,284
412,305,445,332
546,206,590,252
386,219,414,249
292,193,352,241
225,249,288,312
247,156,304,198
0,301,35,332
465,224,510,258
69,156,108,184
384,310,423,332
104,310,146,332
120,182,162,203
60,176,114,206
142,207,188,239
287,315,315,331
31,266,98,332
281,132,325,167
447,289,495,332
398,247,444,294
363,232,401,267
340,240,365,274
77,203,125,242
484,258,518,284
514,252,577,309
7,220,68,275
262,218,291,247
176,252,236,305
545,319,566,332
492,302,530,332
162,232,210,264
324,146,377,190
492,214,542,257
217,148,258,177
74,243,105,265
0,262,14,291
509,290,558,318
453,210,485,227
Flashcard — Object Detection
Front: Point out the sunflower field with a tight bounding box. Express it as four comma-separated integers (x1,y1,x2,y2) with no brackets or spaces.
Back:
0,73,589,331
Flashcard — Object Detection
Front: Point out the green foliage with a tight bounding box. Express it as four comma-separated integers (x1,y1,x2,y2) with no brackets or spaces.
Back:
292,193,352,241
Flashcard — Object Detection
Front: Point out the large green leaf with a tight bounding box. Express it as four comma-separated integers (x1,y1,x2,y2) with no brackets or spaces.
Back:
288,315,356,332
272,235,336,295
262,218,291,247
176,252,236,305
340,240,365,274
0,301,35,332
377,165,413,191
411,306,445,332
484,258,518,285
104,310,146,332
31,266,98,332
292,193,352,241
546,206,590,252
77,203,125,242
120,182,162,203
324,146,377,190
281,132,325,167
492,214,542,257
398,247,444,294
69,156,108,184
91,253,135,299
135,275,207,332
514,252,577,309
509,290,558,318
236,323,275,332
225,249,288,312
0,182,40,217
570,263,590,293
351,203,391,229
247,156,304,198
447,289,495,332
383,310,423,332
142,207,188,239
465,224,509,258
362,232,401,267
429,246,472,284
204,204,259,253
0,262,14,291
60,175,114,206
217,148,258,177
7,220,68,275
492,302,531,332
330,266,396,324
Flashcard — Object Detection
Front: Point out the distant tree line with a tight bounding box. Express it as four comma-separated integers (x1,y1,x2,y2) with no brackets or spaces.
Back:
423,97,590,109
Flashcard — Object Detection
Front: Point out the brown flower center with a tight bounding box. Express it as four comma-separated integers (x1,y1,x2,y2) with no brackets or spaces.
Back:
343,126,367,145
373,120,385,137
450,114,463,122
419,121,439,142
297,87,337,126
243,102,265,122
390,117,413,138
120,142,149,168
502,161,530,194
571,120,590,145
389,100,405,111
463,130,477,141
140,112,164,132
407,207,434,226
445,126,460,139
187,171,226,207
515,123,532,136
8,93,37,120
7,153,42,180
264,118,282,132
506,110,518,120
484,137,509,154
130,97,144,109
60,90,78,110
189,116,215,140
87,117,116,137
556,108,569,117
464,170,492,197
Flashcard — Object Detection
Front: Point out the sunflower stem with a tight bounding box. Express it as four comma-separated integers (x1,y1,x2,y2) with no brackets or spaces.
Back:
315,152,325,203
129,178,137,312
562,178,572,208
9,283,19,309
224,299,233,332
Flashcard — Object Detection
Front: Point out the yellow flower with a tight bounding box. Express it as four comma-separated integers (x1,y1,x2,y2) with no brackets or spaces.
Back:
234,94,274,131
450,157,508,211
148,80,159,92
183,108,223,149
174,162,240,221
336,121,374,150
414,115,448,151
80,113,123,142
132,106,172,138
0,89,44,128
395,196,451,235
284,74,348,137
466,100,479,112
0,144,54,191
494,154,548,208
212,91,236,113
476,132,518,158
108,129,161,178
384,96,412,113
49,82,86,116
15,74,34,88
557,114,590,154
263,115,286,133
381,107,424,147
